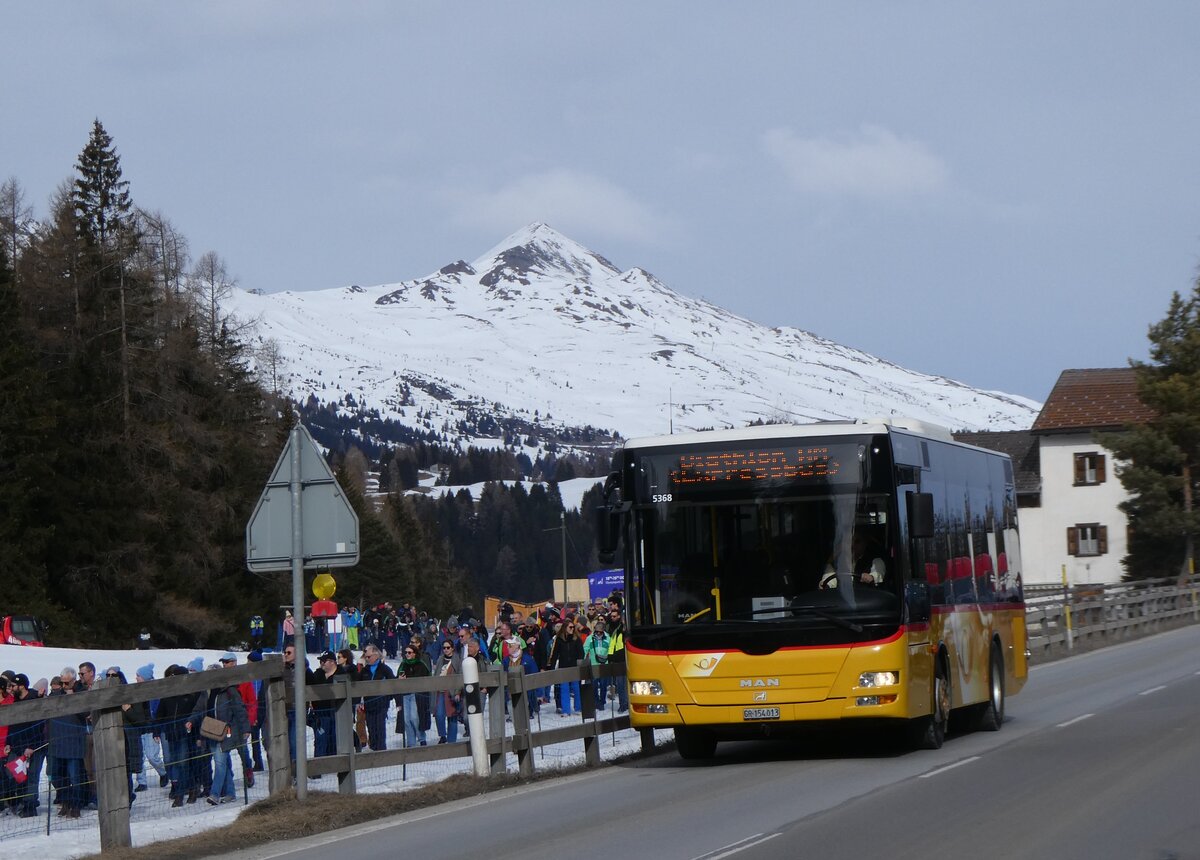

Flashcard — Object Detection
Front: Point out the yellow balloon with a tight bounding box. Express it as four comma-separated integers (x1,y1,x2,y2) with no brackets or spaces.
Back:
312,573,337,600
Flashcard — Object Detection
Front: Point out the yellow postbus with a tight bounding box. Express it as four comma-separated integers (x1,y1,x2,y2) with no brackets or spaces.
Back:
596,418,1027,759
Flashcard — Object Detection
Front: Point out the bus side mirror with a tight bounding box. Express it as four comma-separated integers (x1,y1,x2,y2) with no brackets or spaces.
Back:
907,491,934,539
595,507,620,564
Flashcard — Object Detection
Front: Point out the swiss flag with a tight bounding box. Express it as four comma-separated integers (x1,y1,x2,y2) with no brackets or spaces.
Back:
5,754,29,784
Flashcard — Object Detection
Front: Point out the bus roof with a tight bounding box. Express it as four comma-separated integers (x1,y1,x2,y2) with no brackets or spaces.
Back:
623,417,957,451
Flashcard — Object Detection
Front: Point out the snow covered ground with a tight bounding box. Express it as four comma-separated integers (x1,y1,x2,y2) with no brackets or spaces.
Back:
0,643,654,858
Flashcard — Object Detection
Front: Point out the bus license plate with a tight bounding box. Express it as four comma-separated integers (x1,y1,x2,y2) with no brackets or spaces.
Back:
743,707,780,721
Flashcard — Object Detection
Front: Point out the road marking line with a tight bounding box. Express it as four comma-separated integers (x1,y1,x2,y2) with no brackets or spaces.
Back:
1139,685,1167,696
1056,713,1094,728
696,833,782,860
918,756,980,779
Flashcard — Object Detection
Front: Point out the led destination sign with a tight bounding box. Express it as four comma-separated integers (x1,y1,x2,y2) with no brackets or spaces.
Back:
670,447,843,487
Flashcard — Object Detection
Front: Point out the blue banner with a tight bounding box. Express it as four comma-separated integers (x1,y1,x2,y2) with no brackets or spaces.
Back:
588,569,624,602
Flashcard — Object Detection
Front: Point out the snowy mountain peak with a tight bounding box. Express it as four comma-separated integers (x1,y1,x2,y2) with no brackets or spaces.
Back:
472,222,621,287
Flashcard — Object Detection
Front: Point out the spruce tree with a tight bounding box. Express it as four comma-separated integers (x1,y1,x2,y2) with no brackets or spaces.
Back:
1109,281,1200,579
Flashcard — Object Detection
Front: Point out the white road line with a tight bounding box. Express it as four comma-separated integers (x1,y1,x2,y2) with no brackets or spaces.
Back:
1056,713,1094,728
1139,685,1168,696
695,833,782,860
918,756,980,779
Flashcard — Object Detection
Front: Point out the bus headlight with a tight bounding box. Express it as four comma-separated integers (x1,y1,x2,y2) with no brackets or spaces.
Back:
857,671,899,688
630,680,663,696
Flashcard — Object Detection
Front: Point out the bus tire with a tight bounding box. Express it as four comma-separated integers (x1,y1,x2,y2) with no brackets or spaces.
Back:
910,655,949,750
973,646,1005,732
675,727,717,760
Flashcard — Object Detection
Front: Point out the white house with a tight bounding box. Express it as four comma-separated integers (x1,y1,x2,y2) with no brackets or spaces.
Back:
957,368,1153,587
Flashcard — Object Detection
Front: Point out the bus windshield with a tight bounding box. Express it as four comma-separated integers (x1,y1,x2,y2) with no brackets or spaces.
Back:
626,434,903,646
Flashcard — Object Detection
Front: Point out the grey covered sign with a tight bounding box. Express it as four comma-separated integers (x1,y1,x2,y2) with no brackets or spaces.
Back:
245,424,360,572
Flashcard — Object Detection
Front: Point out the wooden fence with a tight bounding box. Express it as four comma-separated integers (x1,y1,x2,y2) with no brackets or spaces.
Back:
1026,576,1200,657
0,656,642,851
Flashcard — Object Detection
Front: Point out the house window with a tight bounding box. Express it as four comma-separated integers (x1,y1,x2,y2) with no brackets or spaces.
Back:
1073,452,1106,486
1067,524,1108,557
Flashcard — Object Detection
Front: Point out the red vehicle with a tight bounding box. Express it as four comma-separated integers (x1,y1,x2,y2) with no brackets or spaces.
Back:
2,615,47,646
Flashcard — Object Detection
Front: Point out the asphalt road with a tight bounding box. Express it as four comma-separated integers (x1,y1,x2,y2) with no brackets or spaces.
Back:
222,625,1200,860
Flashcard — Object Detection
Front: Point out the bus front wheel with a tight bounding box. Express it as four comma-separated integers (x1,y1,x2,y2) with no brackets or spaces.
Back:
675,727,717,760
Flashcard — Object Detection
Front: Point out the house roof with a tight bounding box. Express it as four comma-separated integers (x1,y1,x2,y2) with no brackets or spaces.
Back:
953,430,1041,496
1030,368,1154,434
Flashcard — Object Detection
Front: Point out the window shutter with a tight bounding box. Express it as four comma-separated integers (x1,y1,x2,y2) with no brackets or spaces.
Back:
1096,455,1107,483
1073,455,1085,484
1098,525,1108,554
1067,527,1078,556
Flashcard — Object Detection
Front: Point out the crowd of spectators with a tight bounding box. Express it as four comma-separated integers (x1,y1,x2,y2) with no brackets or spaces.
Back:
0,593,627,819
0,652,266,820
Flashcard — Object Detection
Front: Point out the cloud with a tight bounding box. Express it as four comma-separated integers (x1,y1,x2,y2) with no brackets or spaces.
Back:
441,168,674,244
763,125,949,198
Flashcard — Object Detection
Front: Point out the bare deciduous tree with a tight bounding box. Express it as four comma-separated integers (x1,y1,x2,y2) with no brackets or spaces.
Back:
256,336,286,393
0,177,34,287
189,250,236,355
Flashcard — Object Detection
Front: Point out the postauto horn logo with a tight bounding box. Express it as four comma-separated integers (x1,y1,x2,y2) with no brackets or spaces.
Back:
681,654,724,678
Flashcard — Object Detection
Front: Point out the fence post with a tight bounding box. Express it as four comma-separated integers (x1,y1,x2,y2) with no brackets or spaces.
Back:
93,704,131,851
509,666,534,778
262,661,290,795
579,661,600,768
488,669,507,776
335,676,356,795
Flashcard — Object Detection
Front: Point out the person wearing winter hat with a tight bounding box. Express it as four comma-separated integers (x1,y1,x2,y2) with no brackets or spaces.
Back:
156,665,201,806
133,664,167,792
187,656,205,673
7,672,47,817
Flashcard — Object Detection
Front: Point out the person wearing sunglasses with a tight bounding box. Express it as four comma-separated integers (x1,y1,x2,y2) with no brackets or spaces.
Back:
398,646,431,748
432,640,462,744
548,621,584,715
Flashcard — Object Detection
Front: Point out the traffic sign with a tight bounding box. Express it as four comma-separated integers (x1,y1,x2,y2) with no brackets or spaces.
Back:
245,424,360,572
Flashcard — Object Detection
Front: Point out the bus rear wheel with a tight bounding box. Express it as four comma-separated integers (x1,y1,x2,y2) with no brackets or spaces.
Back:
909,656,950,750
675,727,717,760
972,646,1005,732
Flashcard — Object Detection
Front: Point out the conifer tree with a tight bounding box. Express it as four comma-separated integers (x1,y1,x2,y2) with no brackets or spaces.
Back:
1109,281,1200,579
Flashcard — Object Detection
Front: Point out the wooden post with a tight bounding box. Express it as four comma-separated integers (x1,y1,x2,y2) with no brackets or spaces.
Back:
488,670,507,776
509,666,534,778
579,661,600,768
335,677,356,795
93,705,131,851
263,667,291,795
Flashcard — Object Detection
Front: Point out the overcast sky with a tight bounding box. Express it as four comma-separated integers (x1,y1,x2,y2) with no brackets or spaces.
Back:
4,2,1199,402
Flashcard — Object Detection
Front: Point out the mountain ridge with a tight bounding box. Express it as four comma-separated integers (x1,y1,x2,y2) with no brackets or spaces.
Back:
227,224,1040,454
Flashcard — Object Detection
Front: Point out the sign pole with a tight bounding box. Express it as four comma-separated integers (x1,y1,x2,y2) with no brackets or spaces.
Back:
290,424,309,798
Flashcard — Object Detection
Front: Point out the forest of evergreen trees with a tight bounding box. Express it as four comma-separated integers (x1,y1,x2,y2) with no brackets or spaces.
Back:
1,121,611,648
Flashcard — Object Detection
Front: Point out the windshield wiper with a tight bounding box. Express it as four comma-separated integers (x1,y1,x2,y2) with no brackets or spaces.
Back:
789,606,864,633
